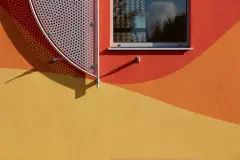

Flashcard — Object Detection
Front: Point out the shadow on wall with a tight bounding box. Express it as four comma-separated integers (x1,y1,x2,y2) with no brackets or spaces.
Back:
0,0,96,99
101,49,186,55
1,0,188,89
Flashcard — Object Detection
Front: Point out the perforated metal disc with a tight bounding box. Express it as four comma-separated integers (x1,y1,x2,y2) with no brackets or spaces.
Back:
29,0,98,77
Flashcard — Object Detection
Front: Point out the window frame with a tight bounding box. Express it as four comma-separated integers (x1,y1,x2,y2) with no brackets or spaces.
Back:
110,0,191,49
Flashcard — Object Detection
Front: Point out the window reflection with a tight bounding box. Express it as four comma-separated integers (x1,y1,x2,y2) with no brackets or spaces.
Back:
113,0,188,43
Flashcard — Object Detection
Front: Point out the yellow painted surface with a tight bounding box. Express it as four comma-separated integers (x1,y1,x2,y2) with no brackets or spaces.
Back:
0,68,240,160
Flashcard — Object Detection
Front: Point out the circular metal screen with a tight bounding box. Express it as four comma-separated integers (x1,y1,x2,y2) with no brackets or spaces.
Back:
29,0,97,77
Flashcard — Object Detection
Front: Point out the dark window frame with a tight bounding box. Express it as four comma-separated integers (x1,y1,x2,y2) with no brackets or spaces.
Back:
110,0,191,48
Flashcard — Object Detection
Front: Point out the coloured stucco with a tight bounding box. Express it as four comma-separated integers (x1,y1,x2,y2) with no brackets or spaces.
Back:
1,0,240,159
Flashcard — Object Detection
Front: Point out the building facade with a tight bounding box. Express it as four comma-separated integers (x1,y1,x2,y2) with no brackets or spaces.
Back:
1,0,240,159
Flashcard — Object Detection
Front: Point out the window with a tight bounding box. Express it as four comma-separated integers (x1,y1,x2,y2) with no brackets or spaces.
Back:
111,0,190,48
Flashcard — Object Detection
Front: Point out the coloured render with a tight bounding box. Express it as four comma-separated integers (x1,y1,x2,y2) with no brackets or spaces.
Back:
1,0,240,159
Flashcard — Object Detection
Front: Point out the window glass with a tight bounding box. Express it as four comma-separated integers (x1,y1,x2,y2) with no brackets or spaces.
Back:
113,0,189,45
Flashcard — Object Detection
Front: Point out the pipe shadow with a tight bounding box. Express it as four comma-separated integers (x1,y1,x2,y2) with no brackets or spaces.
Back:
4,68,95,99
1,2,95,99
101,60,135,78
4,69,37,84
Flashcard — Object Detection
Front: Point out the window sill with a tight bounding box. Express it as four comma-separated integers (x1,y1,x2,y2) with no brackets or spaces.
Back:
108,47,193,51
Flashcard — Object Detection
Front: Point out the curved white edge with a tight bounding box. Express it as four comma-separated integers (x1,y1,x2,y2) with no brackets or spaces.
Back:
108,47,194,51
28,0,98,79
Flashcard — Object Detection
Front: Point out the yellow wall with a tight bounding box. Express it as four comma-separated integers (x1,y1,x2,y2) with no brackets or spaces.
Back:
1,0,240,159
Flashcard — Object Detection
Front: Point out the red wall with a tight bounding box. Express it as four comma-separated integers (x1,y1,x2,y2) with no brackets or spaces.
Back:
99,0,240,84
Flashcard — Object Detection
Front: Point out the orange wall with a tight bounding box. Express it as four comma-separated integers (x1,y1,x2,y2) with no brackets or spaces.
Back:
1,1,240,159
1,0,240,124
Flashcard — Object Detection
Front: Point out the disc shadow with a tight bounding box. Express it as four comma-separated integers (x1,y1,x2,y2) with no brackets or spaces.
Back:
1,2,95,99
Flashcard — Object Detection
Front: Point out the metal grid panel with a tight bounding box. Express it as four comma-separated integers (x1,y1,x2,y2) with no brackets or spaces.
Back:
31,0,97,75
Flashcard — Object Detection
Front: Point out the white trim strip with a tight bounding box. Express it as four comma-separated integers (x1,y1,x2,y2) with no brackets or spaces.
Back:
108,47,193,51
97,0,100,87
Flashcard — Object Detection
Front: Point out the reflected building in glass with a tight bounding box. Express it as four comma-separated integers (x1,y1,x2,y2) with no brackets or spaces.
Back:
113,0,147,43
113,0,188,43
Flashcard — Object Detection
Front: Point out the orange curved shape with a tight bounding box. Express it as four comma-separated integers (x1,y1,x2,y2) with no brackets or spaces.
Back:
120,21,240,124
1,0,240,124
